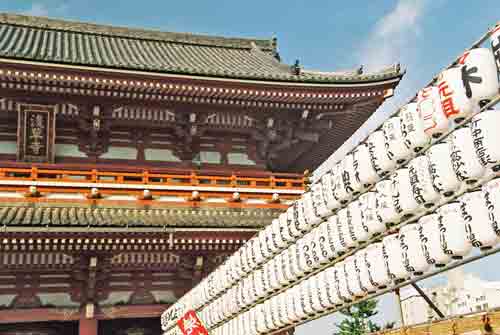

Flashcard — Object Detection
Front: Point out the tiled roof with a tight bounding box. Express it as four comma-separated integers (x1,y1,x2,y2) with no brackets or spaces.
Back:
0,204,280,229
0,13,403,84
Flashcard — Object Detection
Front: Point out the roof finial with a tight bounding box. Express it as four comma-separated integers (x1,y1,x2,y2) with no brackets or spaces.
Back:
271,34,281,61
292,59,301,75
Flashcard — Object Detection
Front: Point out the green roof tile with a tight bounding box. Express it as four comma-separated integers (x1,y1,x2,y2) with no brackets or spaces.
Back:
0,13,403,84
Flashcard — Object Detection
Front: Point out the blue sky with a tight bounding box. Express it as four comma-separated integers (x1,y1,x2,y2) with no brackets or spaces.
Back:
1,0,499,333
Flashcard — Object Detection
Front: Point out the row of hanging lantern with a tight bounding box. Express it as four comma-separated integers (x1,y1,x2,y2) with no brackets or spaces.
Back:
207,178,500,335
160,24,500,333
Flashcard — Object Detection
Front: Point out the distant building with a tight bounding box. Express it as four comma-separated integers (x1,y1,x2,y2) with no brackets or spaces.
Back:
400,269,500,326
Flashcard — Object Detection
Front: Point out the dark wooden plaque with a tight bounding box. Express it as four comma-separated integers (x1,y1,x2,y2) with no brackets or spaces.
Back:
17,104,56,163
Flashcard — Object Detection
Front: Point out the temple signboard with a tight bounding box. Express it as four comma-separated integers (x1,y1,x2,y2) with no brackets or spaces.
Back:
17,104,56,163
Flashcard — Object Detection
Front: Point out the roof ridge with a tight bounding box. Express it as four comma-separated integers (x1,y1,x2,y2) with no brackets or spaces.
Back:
0,12,274,50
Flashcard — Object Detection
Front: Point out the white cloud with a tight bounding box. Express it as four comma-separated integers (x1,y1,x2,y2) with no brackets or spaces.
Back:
314,0,429,179
23,3,50,17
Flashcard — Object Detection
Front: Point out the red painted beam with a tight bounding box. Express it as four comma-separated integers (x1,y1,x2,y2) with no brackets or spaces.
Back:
0,304,170,324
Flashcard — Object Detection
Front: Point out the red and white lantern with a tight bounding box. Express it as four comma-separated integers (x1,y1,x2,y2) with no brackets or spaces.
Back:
417,86,449,138
400,102,431,153
437,202,473,259
427,143,462,197
471,109,500,172
383,116,413,164
418,214,451,267
408,155,442,208
367,130,397,177
353,143,380,188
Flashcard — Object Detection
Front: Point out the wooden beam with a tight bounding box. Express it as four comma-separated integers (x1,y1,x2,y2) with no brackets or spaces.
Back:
0,304,170,324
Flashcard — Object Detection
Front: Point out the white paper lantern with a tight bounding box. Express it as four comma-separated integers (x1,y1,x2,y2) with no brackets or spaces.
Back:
284,288,300,323
302,279,318,316
342,152,364,195
335,262,353,302
268,259,281,292
312,181,333,218
419,214,451,267
449,127,487,185
491,25,500,71
287,203,303,238
312,225,329,265
471,109,500,172
353,143,380,188
460,191,500,250
400,102,431,153
324,267,344,307
427,143,461,197
408,155,442,208
376,180,400,226
271,218,288,250
345,255,367,298
383,116,413,164
263,300,278,331
392,168,422,219
297,232,315,275
277,293,291,326
279,211,295,244
355,249,377,293
286,244,300,282
347,200,370,243
303,191,323,227
276,251,291,287
328,215,348,255
484,178,500,231
367,130,396,177
417,86,449,138
457,48,499,107
332,163,354,205
365,242,391,289
382,234,410,282
312,271,335,310
437,202,473,259
338,208,357,249
400,223,430,275
359,192,386,237
256,303,270,333
320,171,342,212
293,284,309,320
297,199,313,233
318,220,337,261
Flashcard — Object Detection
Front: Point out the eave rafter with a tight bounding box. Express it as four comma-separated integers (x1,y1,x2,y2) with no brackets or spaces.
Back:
0,61,395,111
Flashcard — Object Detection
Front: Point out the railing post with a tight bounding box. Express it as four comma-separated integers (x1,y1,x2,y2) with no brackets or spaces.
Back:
230,174,237,187
143,170,149,184
91,169,97,182
31,166,38,180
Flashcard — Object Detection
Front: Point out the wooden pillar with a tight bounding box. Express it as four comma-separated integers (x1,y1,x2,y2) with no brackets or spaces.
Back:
79,318,98,335
80,303,98,335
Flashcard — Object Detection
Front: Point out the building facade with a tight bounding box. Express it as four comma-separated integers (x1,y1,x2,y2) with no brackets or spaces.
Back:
401,269,500,326
0,13,403,335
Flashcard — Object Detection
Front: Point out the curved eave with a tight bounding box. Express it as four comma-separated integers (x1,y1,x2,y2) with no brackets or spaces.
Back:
0,57,405,89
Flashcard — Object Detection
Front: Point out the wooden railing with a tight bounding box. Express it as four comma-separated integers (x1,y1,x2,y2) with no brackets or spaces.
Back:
0,166,306,191
372,309,500,335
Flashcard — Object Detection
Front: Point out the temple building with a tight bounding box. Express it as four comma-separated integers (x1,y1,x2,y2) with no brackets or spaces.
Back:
0,13,403,335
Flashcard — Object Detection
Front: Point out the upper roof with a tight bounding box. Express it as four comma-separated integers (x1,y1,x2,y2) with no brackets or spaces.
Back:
0,13,403,84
